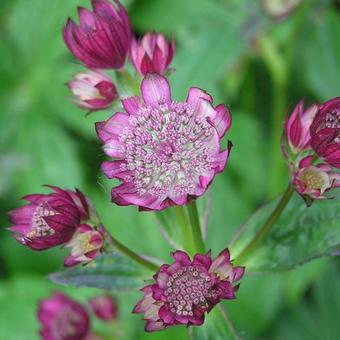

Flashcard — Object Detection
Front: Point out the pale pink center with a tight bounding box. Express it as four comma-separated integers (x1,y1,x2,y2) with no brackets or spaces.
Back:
28,203,56,238
119,102,215,198
164,265,218,317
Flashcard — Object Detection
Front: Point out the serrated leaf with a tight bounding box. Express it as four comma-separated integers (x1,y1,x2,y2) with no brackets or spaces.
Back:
49,253,150,290
230,194,340,272
190,306,237,340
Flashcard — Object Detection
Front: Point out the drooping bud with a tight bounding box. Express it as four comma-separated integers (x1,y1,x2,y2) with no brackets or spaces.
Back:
68,70,118,111
130,33,175,76
310,97,340,168
63,0,132,69
89,295,118,321
64,225,104,266
8,186,91,250
133,249,244,332
38,292,90,340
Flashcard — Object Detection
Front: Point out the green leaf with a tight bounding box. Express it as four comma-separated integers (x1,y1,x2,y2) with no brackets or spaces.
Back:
230,194,340,272
189,306,237,340
49,253,150,290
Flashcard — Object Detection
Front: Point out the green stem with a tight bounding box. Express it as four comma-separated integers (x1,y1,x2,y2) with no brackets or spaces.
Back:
174,206,195,254
102,227,159,272
187,201,205,253
236,185,294,265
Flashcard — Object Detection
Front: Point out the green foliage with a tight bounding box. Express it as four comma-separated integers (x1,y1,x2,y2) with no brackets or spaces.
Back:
49,253,151,290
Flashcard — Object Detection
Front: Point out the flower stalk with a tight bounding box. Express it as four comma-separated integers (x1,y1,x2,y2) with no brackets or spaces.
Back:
235,185,294,265
187,201,206,253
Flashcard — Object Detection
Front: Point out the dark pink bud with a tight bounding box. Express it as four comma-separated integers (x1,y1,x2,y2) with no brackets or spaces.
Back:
68,70,118,111
284,100,318,154
38,292,90,340
64,224,104,266
8,186,91,250
89,295,118,321
63,0,132,69
133,249,244,332
310,97,340,168
130,33,175,76
292,155,340,205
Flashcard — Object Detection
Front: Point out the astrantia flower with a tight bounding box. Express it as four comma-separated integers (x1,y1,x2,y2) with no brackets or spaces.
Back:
310,97,340,168
133,249,244,332
38,292,90,340
68,70,118,111
64,225,104,266
63,0,131,69
283,100,318,154
292,155,340,205
8,186,90,250
89,295,118,321
130,33,175,76
96,73,232,211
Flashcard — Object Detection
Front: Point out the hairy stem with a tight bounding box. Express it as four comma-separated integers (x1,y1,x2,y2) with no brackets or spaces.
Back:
235,185,294,265
187,201,206,253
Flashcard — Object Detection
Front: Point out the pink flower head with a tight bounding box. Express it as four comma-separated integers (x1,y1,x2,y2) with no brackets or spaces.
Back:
38,292,90,340
133,249,245,332
64,225,104,266
8,186,90,250
89,295,118,321
63,0,132,69
284,100,318,153
67,70,118,111
96,73,232,211
310,97,340,168
292,155,340,205
130,33,175,76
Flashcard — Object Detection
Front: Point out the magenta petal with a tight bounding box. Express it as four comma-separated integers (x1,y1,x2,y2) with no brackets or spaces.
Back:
159,305,175,324
145,320,165,332
193,252,212,270
186,87,213,109
141,73,171,107
171,250,191,265
101,160,130,180
299,155,313,169
122,96,144,115
210,104,232,138
232,266,245,282
218,281,236,300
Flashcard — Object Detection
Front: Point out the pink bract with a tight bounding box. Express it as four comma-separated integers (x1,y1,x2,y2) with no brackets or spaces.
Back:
8,186,90,250
310,97,340,168
89,295,118,321
63,0,131,69
64,225,104,266
284,100,318,153
38,292,90,340
292,155,340,205
67,70,118,111
96,73,232,211
133,249,244,332
130,33,175,76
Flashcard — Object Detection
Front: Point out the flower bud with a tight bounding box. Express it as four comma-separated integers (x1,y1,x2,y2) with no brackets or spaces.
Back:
283,100,318,155
64,225,104,266
38,292,90,340
63,0,132,69
310,97,340,168
89,295,118,321
68,71,118,111
292,155,340,205
130,33,175,76
262,0,301,20
8,186,90,250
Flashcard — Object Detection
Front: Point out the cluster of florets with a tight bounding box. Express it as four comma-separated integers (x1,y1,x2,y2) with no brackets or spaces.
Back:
282,97,340,205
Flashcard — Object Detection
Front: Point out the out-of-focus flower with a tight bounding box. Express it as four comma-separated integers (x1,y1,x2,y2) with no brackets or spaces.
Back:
38,292,90,340
89,295,118,321
96,73,232,211
8,186,90,250
64,225,104,266
63,0,131,69
310,97,340,168
292,155,340,205
130,33,175,76
283,100,318,154
133,249,244,332
68,70,118,111
262,0,301,20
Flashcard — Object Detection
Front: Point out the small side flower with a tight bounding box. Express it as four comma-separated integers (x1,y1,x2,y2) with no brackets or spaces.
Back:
89,295,118,321
133,248,244,332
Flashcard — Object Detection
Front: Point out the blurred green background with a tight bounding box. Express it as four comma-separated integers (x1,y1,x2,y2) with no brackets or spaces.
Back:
0,0,339,339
